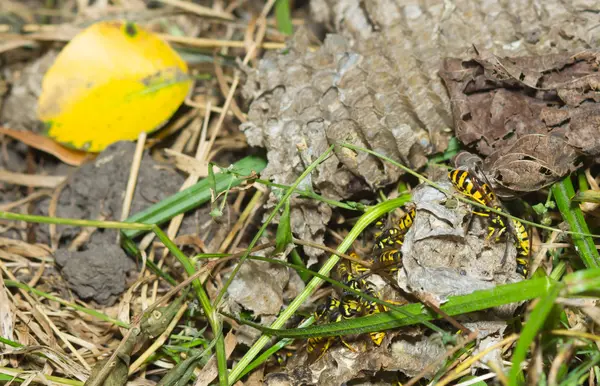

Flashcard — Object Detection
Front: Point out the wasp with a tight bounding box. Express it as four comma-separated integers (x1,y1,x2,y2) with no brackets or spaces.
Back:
336,256,370,318
448,169,507,240
306,296,342,361
449,169,530,277
512,218,530,277
373,248,402,273
360,285,388,346
336,256,369,284
307,257,368,361
342,260,394,347
366,305,387,346
374,208,416,250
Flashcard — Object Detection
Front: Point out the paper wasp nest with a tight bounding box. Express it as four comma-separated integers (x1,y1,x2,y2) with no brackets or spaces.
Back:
241,0,598,249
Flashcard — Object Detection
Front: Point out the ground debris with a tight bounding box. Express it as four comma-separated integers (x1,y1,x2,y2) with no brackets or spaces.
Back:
440,50,600,194
1,51,57,133
225,252,304,345
37,141,222,304
389,334,446,378
288,343,394,386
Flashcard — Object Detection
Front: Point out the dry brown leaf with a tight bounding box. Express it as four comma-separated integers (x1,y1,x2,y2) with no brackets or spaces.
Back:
440,50,599,194
0,127,89,166
483,134,581,195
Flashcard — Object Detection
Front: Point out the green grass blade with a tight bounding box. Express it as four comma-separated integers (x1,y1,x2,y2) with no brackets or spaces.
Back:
0,211,152,230
275,199,310,282
0,367,83,386
563,268,600,296
508,281,562,384
274,0,293,35
275,199,292,254
558,352,600,386
0,374,19,383
255,179,366,211
122,155,266,239
151,227,228,386
226,276,554,339
0,336,22,347
233,317,315,382
552,177,600,268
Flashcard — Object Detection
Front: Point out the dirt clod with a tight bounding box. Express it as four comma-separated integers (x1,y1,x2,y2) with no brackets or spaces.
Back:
54,243,136,305
41,141,186,303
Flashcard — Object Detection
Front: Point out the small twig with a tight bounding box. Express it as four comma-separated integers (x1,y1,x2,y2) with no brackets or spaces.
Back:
155,0,235,20
120,132,146,223
161,34,285,50
213,58,246,123
0,170,65,188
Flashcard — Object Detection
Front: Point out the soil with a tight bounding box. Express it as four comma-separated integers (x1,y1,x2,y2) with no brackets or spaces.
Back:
31,141,207,305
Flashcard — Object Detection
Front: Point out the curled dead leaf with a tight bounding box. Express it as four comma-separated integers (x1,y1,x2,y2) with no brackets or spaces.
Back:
483,134,581,196
440,50,599,194
0,126,89,166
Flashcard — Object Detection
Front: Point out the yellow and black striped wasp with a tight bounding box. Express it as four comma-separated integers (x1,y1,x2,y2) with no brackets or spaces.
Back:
340,253,404,347
306,257,368,361
306,296,342,361
374,248,402,274
374,208,416,250
336,256,372,318
512,219,530,276
448,168,530,277
307,253,396,360
448,168,507,241
358,284,389,346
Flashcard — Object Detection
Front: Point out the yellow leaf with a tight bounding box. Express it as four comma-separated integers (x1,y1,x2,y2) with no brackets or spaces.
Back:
37,21,192,152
